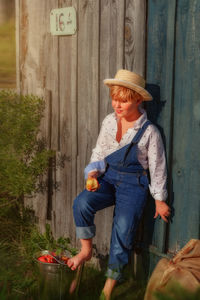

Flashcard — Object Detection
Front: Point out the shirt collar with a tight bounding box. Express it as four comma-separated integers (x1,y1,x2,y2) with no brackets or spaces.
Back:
133,108,148,129
113,107,148,130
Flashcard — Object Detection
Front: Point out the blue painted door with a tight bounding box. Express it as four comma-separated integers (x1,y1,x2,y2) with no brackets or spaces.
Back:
137,0,200,277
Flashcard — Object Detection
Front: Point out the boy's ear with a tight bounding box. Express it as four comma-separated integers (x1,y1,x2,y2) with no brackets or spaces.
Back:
136,98,143,105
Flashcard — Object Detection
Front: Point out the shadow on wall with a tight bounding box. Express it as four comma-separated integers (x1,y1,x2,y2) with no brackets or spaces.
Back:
133,83,174,280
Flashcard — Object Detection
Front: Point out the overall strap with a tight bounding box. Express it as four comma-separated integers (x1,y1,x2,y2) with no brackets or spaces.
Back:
124,120,151,162
122,120,151,164
131,120,152,145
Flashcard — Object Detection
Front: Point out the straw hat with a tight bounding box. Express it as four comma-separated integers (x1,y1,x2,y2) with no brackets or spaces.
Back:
103,69,152,101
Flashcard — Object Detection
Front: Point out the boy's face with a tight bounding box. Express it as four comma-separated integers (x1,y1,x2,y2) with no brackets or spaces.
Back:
111,96,143,119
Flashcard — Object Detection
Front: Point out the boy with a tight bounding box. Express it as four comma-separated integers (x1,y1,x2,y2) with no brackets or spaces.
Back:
67,69,171,300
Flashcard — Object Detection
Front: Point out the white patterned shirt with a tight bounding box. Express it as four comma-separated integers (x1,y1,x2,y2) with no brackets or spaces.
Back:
86,109,168,201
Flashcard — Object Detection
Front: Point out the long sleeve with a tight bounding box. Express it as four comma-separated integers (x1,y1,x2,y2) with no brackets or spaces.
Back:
147,127,168,201
90,118,108,162
84,117,108,179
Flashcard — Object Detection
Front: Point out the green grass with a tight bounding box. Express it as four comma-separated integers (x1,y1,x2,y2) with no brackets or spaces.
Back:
70,266,146,300
153,282,200,300
0,246,146,300
0,204,147,300
0,18,16,88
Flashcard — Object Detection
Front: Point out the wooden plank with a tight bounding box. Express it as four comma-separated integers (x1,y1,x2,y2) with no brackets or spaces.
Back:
76,0,100,193
143,0,176,255
70,0,78,223
55,0,78,242
125,0,147,277
99,0,125,125
23,87,52,234
15,0,20,93
76,0,100,250
35,88,52,233
0,0,15,25
125,0,146,75
17,0,149,260
168,0,200,252
19,0,59,148
43,0,60,237
95,0,125,254
19,0,59,235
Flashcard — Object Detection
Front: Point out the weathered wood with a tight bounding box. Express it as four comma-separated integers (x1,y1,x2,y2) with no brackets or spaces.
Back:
95,0,125,254
168,0,200,252
16,0,200,282
75,0,100,250
124,0,147,277
0,0,15,25
17,0,147,257
125,0,146,75
55,0,78,242
18,0,59,235
99,0,125,125
35,88,52,233
137,0,200,279
15,0,20,93
143,0,176,257
76,0,100,193
22,87,52,234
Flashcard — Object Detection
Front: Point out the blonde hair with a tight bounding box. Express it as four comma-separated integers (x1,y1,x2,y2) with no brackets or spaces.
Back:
110,85,143,102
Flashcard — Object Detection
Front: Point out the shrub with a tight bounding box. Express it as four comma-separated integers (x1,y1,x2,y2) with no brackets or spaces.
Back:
0,90,56,297
0,89,55,206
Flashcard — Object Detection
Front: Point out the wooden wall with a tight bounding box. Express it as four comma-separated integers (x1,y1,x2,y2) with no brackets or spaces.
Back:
16,0,147,255
0,0,15,25
15,0,200,279
137,0,200,278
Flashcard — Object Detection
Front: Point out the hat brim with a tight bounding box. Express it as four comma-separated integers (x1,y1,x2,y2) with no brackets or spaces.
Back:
103,79,153,101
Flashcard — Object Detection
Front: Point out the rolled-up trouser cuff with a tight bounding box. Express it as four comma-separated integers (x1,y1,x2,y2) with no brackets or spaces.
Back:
76,225,96,239
105,268,122,281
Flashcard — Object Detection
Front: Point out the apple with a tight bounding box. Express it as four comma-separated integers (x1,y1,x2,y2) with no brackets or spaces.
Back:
86,177,100,191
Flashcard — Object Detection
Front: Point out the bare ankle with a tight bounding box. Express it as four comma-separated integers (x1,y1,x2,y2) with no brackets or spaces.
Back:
81,246,92,254
79,238,92,256
103,278,117,299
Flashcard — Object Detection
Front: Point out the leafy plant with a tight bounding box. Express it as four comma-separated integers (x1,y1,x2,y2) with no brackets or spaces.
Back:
0,89,55,206
28,223,78,257
0,90,56,297
0,207,40,298
0,209,78,299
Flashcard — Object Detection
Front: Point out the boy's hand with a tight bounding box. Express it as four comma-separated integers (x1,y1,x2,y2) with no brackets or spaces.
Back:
87,171,99,178
154,200,171,222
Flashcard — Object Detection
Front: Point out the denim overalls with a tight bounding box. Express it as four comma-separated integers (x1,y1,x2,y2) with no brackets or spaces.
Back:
73,120,151,280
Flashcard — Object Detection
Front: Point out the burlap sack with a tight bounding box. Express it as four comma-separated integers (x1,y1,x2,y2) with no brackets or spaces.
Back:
144,239,200,300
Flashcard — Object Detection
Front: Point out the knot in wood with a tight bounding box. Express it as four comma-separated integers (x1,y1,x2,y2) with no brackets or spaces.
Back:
125,25,131,41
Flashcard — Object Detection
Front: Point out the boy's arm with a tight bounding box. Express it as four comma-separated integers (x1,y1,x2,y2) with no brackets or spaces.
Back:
84,160,106,179
148,126,171,222
84,116,109,180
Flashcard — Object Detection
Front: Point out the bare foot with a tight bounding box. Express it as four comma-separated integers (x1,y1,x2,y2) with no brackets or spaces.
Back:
67,249,92,271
